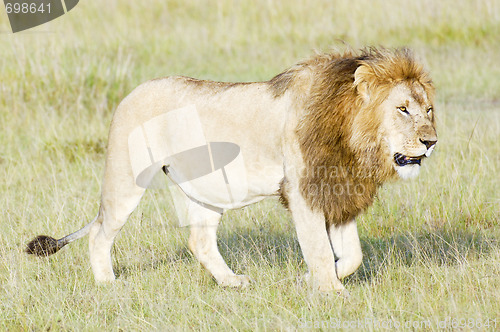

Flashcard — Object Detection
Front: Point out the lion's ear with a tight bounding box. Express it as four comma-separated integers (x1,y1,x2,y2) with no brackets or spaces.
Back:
354,64,374,103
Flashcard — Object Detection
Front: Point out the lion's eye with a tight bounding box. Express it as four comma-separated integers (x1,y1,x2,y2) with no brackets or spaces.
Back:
397,106,409,115
427,106,433,114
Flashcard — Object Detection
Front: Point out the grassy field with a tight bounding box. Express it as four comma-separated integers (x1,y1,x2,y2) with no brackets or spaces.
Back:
1,0,499,330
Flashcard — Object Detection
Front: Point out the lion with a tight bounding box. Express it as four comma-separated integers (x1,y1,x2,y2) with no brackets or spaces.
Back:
26,47,437,294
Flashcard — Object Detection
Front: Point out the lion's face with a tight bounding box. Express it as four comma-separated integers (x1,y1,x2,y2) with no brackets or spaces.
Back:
381,82,437,179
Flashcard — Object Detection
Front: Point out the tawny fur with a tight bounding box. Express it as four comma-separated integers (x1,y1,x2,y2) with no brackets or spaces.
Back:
272,48,434,225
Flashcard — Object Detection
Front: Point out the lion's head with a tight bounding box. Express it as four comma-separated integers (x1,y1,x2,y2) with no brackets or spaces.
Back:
277,48,437,225
353,49,437,180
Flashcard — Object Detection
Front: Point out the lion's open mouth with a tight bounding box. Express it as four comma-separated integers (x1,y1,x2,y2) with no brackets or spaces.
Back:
394,153,424,166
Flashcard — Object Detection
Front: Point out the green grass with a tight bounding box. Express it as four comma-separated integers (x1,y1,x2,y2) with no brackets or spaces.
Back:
1,0,499,330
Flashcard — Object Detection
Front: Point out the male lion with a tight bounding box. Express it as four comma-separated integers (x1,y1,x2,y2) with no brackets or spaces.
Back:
26,48,437,294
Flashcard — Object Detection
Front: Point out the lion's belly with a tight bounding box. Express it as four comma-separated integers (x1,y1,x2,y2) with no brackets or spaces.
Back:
166,152,284,210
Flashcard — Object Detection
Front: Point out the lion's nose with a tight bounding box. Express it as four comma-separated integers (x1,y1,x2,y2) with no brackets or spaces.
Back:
420,138,437,150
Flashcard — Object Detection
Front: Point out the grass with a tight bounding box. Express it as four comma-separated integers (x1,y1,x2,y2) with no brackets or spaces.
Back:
1,0,499,330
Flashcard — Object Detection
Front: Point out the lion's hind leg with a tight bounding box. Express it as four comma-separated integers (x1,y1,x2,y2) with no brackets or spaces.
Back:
187,203,250,288
328,220,363,280
89,144,148,282
89,182,146,282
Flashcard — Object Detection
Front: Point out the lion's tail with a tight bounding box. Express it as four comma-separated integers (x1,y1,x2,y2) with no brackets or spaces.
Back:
25,216,97,256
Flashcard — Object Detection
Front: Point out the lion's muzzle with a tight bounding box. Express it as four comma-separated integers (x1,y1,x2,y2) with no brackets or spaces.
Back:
394,153,424,166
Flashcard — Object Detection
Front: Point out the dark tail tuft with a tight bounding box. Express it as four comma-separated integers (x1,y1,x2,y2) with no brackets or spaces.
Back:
25,235,61,256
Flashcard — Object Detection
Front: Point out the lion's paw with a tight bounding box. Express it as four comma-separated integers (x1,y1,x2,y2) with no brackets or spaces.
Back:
313,281,350,299
218,274,251,288
335,288,351,299
94,274,116,283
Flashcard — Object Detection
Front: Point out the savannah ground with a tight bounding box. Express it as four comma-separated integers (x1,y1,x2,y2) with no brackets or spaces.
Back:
0,0,499,330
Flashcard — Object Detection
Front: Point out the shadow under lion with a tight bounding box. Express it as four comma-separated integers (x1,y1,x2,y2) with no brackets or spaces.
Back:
112,219,498,286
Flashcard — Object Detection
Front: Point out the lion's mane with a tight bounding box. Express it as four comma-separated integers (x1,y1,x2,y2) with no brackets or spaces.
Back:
272,48,434,225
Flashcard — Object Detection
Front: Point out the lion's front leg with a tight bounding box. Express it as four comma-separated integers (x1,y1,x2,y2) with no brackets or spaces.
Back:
287,188,345,293
328,220,363,280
